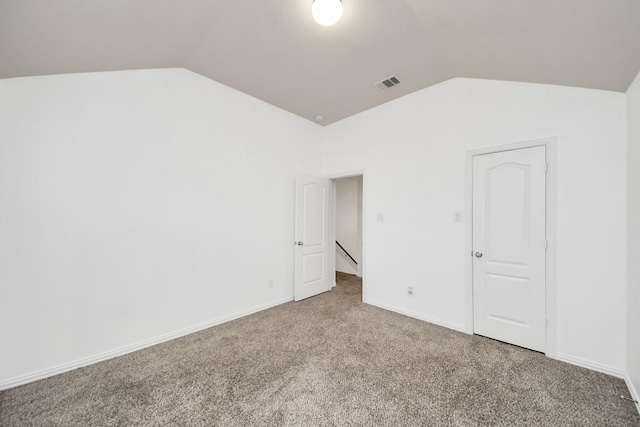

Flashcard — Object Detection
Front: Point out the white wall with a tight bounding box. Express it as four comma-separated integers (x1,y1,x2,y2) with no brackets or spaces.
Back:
0,69,323,387
356,175,363,277
335,178,359,274
322,78,627,374
627,69,640,403
0,69,633,389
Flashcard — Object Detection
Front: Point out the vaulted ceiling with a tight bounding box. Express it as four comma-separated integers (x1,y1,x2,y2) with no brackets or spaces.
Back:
1,0,639,125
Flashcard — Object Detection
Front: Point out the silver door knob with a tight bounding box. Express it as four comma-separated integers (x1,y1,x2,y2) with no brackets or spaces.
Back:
475,252,483,258
296,241,304,246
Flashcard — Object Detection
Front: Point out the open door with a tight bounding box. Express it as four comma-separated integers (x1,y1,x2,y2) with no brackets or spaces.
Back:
294,175,331,301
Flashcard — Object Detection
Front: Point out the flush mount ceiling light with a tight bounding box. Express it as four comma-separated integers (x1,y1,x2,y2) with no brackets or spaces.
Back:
312,0,343,26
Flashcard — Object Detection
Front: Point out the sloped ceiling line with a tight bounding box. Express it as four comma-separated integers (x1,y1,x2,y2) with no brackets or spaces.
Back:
1,0,639,125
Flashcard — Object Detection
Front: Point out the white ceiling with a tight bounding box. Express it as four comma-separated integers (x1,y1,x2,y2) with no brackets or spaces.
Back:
1,0,639,125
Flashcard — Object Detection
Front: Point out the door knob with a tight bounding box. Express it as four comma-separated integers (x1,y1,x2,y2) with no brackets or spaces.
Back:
475,252,483,258
296,241,304,246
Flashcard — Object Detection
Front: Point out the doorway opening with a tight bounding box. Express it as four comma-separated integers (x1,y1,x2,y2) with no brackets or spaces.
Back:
330,173,364,301
292,172,366,302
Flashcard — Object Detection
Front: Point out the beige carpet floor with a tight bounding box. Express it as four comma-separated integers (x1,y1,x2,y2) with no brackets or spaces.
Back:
1,272,639,426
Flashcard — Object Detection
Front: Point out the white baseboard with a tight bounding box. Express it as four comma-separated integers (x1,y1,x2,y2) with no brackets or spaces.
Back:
624,373,640,416
365,298,467,333
0,295,293,391
361,302,632,383
553,352,625,378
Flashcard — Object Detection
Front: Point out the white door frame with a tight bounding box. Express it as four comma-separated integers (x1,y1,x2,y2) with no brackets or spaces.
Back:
465,137,557,358
326,169,367,302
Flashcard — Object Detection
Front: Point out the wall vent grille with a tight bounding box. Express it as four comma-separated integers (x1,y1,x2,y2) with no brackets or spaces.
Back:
374,75,401,91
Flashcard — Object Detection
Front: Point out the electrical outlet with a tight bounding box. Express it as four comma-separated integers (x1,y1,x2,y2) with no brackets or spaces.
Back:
408,286,413,295
454,211,462,222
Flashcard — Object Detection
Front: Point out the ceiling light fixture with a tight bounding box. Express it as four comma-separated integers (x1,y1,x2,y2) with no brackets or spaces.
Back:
312,0,343,27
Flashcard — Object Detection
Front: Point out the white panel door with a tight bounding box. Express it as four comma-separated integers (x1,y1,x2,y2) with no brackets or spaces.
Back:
473,146,546,352
295,175,331,301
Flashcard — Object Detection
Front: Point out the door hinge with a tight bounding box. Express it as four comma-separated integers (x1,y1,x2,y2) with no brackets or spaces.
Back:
545,162,549,173
545,240,548,250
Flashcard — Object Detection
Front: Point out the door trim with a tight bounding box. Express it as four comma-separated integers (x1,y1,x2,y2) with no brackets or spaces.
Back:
465,137,557,358
326,169,367,303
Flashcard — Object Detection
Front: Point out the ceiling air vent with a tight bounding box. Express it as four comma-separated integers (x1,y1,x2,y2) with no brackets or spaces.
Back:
374,75,401,91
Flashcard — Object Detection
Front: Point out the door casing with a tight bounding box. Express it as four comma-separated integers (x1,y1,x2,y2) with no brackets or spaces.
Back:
465,137,557,358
